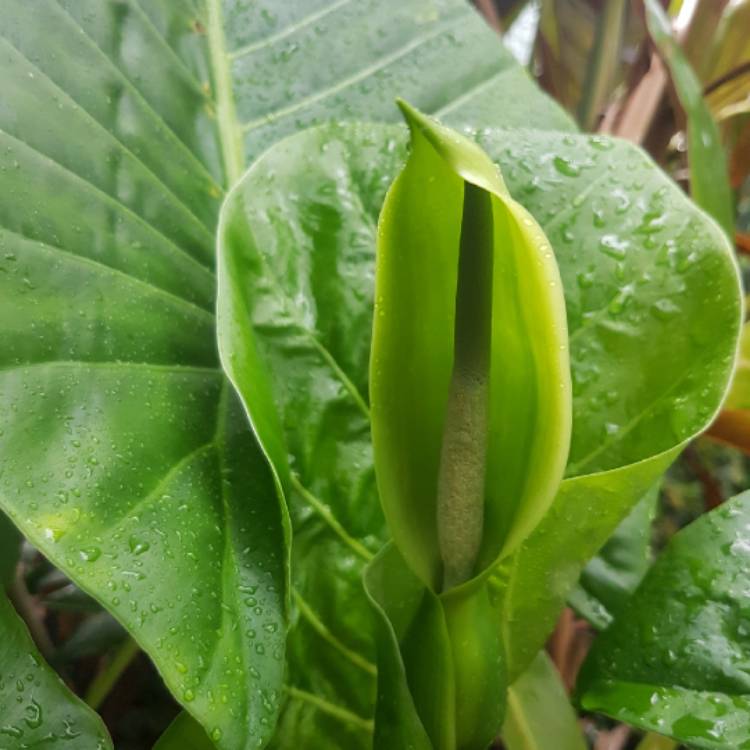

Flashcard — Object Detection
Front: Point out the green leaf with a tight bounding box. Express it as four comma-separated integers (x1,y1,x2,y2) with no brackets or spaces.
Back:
216,119,741,743
478,123,742,680
154,713,216,750
219,0,575,165
370,102,571,590
363,544,448,750
569,484,659,630
0,591,112,748
578,490,750,749
502,651,586,750
0,3,289,747
643,0,734,237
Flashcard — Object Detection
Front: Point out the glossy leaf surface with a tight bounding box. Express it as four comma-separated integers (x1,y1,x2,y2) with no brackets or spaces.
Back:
0,2,288,747
579,490,750,749
643,0,734,236
220,0,575,164
371,103,571,590
0,592,112,748
217,121,741,740
502,651,586,750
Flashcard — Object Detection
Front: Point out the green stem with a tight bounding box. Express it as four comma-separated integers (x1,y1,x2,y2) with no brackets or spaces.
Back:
85,637,140,710
437,181,494,590
206,0,244,185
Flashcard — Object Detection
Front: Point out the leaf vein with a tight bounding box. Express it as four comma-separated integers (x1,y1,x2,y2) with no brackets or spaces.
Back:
240,15,466,132
50,0,223,191
228,0,356,60
0,128,215,279
0,224,214,317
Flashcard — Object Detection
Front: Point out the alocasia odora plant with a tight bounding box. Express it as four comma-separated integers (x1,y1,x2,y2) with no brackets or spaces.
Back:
366,101,571,748
0,0,745,747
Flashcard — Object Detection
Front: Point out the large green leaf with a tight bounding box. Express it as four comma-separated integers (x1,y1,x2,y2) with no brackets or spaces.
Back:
0,2,289,747
501,651,586,750
0,591,113,748
578,490,750,749
219,0,575,165
217,120,741,741
480,123,741,680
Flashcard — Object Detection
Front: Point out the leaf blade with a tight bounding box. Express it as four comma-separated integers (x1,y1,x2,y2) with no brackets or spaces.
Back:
578,490,750,749
0,591,113,749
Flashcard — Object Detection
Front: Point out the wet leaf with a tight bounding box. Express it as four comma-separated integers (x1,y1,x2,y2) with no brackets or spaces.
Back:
217,119,741,741
579,490,750,749
0,2,289,746
0,592,112,748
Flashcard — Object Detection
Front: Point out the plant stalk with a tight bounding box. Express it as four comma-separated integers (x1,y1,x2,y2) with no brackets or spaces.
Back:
577,0,628,129
85,636,140,710
437,181,494,590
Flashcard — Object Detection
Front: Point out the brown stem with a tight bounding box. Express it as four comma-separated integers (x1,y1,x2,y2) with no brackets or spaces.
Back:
8,570,55,659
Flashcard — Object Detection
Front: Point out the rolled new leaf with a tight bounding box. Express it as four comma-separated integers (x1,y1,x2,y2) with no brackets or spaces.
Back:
370,101,572,591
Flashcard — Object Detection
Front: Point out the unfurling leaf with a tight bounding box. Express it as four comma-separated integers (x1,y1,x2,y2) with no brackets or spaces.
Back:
370,101,572,593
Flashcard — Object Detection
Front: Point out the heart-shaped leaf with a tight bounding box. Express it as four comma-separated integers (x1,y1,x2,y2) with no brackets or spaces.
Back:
0,3,288,746
217,120,741,741
578,490,750,749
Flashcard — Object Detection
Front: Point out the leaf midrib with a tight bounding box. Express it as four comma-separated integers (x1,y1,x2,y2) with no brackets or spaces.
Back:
207,0,245,186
